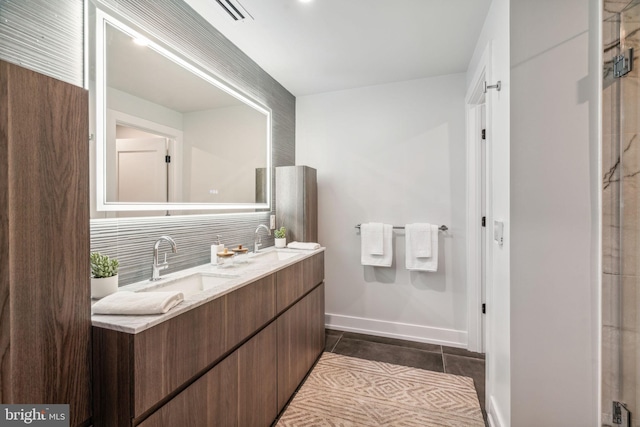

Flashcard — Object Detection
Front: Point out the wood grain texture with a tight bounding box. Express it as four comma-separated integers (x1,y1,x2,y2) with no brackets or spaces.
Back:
276,261,304,314
303,252,325,296
277,252,324,314
276,166,318,244
0,61,10,404
226,274,276,347
0,60,91,426
137,352,238,427
277,284,325,413
133,296,226,417
238,323,277,427
92,328,133,427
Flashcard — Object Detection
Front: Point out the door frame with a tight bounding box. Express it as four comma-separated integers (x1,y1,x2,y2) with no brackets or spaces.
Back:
466,42,493,354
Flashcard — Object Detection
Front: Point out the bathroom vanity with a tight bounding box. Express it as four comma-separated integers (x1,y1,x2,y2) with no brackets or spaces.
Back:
92,248,324,427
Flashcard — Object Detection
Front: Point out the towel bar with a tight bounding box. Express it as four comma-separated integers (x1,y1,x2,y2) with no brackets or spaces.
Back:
355,224,448,232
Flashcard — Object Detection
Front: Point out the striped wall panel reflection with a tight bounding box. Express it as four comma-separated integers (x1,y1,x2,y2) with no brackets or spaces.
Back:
90,0,295,286
0,0,84,87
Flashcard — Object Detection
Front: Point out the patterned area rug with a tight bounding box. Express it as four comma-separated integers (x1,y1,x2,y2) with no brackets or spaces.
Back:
276,352,484,427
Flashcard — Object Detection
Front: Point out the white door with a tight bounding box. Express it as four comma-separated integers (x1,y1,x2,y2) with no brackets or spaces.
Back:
115,137,168,203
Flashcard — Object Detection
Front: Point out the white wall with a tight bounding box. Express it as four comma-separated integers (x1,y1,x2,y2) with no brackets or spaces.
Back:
182,105,266,203
509,0,601,425
296,74,469,346
466,0,511,424
468,0,601,425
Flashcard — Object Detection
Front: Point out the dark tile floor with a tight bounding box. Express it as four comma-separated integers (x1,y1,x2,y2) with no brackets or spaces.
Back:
325,329,487,424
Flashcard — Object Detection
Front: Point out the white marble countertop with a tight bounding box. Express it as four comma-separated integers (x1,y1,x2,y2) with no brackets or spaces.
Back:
91,246,325,334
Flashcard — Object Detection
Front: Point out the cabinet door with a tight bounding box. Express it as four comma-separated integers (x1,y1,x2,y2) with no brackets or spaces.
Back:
137,352,238,427
276,284,325,412
238,322,277,427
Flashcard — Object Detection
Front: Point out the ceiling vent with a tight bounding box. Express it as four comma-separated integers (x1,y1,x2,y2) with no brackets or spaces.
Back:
215,0,253,21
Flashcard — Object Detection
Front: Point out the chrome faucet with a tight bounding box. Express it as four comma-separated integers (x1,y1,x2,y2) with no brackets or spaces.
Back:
254,224,271,253
151,236,178,281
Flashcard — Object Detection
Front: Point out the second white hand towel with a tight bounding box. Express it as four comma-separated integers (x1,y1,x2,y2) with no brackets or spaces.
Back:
406,223,432,258
361,223,393,267
406,224,439,272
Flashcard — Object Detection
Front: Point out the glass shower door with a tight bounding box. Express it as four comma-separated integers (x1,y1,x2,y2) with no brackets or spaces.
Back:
603,1,640,426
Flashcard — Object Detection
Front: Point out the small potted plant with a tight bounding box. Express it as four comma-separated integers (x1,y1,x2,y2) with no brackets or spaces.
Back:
90,252,119,299
274,226,287,248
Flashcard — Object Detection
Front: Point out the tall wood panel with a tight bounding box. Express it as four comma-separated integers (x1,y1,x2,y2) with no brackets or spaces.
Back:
276,166,318,243
0,61,91,426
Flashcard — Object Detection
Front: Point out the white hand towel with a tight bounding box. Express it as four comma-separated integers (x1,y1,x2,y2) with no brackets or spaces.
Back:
361,222,384,255
92,291,184,315
406,223,432,258
287,241,321,250
361,224,393,267
406,224,439,272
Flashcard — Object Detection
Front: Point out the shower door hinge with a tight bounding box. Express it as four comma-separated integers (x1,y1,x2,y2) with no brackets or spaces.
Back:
482,129,486,140
482,303,486,314
614,48,633,78
482,216,486,227
165,155,171,163
613,401,631,426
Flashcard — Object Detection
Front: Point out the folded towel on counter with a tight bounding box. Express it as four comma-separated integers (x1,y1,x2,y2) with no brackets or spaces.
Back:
361,222,384,255
92,291,184,315
406,223,432,258
287,241,321,250
406,224,439,272
361,223,393,267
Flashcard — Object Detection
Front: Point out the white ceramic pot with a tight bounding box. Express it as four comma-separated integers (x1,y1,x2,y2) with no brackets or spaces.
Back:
275,238,287,248
91,275,118,299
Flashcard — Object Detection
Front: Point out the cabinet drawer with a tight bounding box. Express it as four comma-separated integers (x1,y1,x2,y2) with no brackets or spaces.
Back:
133,296,226,417
137,351,238,427
276,252,324,313
226,274,275,348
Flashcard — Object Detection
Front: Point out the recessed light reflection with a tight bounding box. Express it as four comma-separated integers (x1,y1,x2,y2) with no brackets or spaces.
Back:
133,37,149,46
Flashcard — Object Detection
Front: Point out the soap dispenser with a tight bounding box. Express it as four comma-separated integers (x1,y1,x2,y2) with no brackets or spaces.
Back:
211,235,224,265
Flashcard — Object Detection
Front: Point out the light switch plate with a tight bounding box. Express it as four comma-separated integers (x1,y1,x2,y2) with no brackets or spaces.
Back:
494,220,504,246
270,215,276,229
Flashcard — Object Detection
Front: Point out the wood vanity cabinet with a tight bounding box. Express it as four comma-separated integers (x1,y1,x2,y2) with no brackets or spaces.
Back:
93,251,324,427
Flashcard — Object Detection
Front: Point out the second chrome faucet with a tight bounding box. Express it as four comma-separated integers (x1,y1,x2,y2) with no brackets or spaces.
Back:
151,236,178,281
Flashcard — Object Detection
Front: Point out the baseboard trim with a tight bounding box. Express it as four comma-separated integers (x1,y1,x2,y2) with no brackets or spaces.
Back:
325,313,468,348
488,396,506,427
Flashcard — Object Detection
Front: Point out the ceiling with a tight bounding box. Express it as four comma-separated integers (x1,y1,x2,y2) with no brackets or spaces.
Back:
107,22,244,112
183,0,492,96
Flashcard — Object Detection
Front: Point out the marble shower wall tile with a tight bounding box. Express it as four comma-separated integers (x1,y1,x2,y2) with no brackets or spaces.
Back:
602,325,621,424
602,273,621,328
603,132,621,275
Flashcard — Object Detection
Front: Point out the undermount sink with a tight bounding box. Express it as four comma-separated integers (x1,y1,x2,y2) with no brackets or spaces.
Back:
249,249,301,263
140,273,230,298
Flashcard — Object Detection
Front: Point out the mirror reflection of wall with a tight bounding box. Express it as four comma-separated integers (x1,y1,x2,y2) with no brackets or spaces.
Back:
93,14,271,216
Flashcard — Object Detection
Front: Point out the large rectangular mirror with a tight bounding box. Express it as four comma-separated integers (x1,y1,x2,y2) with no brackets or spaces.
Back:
94,10,271,214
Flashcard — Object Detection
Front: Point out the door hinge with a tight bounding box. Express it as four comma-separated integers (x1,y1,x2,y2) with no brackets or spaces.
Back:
482,216,486,227
614,48,634,78
482,303,486,314
165,155,171,163
481,129,486,140
613,401,631,426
